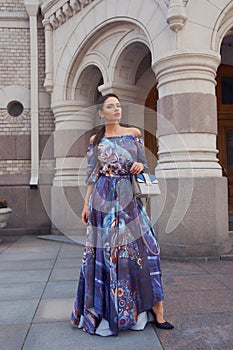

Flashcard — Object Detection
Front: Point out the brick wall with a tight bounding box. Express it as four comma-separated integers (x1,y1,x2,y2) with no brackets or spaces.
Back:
39,108,55,135
0,160,31,175
0,108,54,135
38,17,46,92
0,9,54,176
0,109,31,135
0,0,27,13
0,27,30,89
0,3,53,233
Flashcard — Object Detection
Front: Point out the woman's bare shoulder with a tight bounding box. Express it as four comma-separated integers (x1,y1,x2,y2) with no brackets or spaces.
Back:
89,134,96,143
125,127,141,137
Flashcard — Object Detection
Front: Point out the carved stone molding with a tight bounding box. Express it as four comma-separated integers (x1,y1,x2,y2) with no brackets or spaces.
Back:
167,0,187,31
43,0,95,30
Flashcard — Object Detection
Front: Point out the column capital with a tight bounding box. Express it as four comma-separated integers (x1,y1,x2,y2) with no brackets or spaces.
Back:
98,82,140,102
43,17,54,93
42,18,53,30
24,0,40,17
152,50,221,97
52,100,95,130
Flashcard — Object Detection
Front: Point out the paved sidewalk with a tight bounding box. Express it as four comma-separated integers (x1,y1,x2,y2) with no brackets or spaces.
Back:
0,234,233,350
0,235,162,350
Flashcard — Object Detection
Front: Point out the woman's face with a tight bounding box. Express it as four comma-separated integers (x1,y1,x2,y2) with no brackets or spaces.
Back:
99,96,122,124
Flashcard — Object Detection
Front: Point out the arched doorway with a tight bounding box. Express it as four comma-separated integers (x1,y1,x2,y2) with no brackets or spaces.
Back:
216,33,233,231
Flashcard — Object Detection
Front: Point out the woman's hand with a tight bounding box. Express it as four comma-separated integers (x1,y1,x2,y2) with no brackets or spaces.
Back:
130,162,144,174
81,183,93,225
81,203,88,225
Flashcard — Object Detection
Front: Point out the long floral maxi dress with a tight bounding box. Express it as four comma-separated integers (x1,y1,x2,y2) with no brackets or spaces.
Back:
70,135,164,336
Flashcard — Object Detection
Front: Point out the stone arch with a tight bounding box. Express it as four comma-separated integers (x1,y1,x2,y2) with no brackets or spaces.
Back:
66,64,103,104
109,28,151,85
52,0,168,102
211,1,233,52
65,21,154,106
113,42,150,85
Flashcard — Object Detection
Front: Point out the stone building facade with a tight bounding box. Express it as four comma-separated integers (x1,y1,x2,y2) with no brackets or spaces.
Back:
0,0,53,235
0,0,233,259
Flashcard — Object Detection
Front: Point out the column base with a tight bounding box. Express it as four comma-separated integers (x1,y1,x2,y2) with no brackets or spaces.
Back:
51,186,86,242
152,177,232,260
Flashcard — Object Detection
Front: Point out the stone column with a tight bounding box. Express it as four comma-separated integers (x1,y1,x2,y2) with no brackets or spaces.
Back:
42,18,53,93
50,100,95,239
152,51,230,259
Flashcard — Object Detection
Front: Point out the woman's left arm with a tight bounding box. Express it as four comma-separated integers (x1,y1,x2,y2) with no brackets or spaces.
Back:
130,132,149,174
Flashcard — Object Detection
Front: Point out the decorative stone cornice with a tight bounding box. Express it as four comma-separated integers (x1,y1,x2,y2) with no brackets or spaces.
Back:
63,2,73,18
166,0,187,31
41,0,95,30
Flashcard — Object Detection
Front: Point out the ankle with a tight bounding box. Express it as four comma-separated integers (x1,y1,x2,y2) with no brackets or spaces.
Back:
152,303,165,323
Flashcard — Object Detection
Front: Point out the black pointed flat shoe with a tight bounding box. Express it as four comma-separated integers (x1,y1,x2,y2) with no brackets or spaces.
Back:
149,309,174,330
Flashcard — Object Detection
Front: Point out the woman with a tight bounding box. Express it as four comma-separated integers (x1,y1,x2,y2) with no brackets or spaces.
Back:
70,93,174,336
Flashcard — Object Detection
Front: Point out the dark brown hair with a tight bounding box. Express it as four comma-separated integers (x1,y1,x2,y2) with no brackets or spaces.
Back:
92,93,120,160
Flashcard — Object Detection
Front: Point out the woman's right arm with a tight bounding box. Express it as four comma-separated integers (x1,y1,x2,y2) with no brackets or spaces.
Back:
82,134,98,225
81,183,93,225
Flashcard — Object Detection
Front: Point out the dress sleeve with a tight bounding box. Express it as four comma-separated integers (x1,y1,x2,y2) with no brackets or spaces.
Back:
135,135,149,172
86,143,99,185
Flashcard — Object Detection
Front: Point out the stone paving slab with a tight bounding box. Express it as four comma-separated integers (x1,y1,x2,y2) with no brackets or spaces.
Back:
49,267,80,281
0,282,46,301
0,299,39,325
42,281,77,299
23,321,163,350
33,298,74,323
155,312,233,350
57,250,83,259
213,273,233,288
0,259,54,271
1,234,233,350
12,239,61,248
164,289,233,317
0,243,13,253
57,245,84,259
161,261,209,275
196,260,233,274
0,235,21,243
163,273,227,292
0,324,29,350
38,234,76,245
0,245,60,254
0,269,51,283
53,257,82,268
0,248,59,261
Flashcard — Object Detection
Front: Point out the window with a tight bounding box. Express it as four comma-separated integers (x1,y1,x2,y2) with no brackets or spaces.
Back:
226,129,233,172
7,101,24,117
221,76,233,104
216,64,233,111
